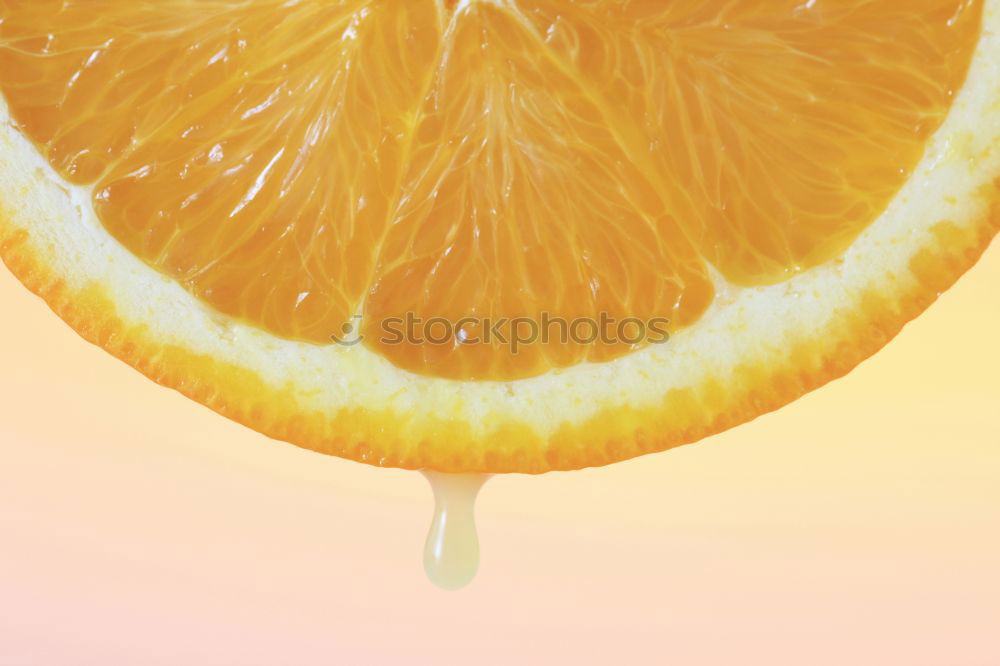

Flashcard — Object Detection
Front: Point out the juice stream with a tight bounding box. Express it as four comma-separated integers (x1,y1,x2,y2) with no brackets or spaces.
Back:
422,471,490,590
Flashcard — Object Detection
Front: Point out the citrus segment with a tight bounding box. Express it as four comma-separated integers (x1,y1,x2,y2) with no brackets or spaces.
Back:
0,0,444,342
363,3,713,379
517,0,982,282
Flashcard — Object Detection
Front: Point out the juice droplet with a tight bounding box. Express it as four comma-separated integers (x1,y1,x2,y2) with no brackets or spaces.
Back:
421,471,490,591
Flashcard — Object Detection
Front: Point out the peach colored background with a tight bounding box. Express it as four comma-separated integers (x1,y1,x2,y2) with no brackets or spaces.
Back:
1,241,998,665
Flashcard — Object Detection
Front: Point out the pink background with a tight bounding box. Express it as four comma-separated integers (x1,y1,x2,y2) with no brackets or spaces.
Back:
1,242,998,664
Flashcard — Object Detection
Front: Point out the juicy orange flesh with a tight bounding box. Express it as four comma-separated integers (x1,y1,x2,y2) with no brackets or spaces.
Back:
0,0,981,380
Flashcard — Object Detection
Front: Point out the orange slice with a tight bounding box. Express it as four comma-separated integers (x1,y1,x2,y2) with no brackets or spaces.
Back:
0,0,998,472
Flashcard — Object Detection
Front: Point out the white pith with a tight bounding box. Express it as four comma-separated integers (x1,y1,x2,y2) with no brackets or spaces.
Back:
1,2,999,445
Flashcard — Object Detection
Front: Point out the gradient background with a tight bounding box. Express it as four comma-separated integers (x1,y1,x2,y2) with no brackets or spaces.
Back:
1,239,998,665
